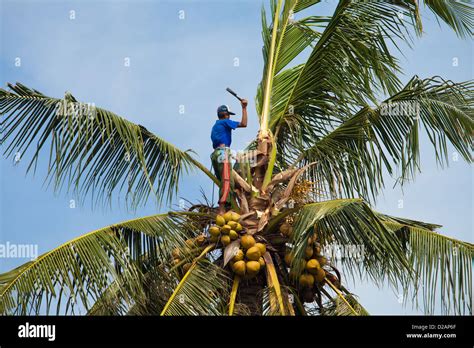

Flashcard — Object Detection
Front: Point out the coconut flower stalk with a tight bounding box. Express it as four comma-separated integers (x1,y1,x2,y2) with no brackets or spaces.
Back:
0,0,473,316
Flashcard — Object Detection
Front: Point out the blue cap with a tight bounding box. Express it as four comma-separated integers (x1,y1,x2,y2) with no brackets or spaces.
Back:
217,104,235,116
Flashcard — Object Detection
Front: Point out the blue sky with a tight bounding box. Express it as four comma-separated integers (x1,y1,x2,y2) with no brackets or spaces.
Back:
0,0,472,314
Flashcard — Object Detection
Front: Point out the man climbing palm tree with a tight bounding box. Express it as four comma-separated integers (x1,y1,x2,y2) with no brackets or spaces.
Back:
210,100,248,214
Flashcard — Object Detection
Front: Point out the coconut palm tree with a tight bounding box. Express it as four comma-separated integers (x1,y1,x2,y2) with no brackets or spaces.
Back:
0,0,473,316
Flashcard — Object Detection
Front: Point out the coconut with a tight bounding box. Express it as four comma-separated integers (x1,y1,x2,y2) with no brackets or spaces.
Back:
223,211,234,222
246,246,261,261
314,268,326,283
235,223,243,232
255,242,266,256
209,235,219,243
304,246,314,259
229,230,238,240
233,249,244,262
299,273,315,288
172,258,181,266
227,221,238,230
216,215,226,226
305,259,321,274
230,212,241,222
284,253,293,266
221,225,231,234
240,235,256,249
258,257,265,268
221,235,231,246
246,261,261,276
209,226,221,237
232,260,246,276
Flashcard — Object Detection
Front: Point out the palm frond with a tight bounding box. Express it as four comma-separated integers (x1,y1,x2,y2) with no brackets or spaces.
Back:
379,215,473,315
296,76,473,201
0,83,217,209
321,293,369,316
160,256,230,316
0,212,200,315
424,0,473,38
289,199,412,290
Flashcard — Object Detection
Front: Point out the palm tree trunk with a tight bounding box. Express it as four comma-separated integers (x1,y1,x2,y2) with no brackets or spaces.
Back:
237,276,265,315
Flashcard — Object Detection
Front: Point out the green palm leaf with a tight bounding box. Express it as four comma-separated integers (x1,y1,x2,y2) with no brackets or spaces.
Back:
160,258,230,316
289,199,411,287
379,215,473,315
0,212,200,315
0,83,217,209
424,0,473,38
295,76,473,200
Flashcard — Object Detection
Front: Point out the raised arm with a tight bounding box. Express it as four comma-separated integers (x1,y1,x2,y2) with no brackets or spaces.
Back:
238,99,248,128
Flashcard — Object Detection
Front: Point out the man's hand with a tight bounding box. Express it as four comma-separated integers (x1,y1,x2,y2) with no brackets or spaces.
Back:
238,99,248,128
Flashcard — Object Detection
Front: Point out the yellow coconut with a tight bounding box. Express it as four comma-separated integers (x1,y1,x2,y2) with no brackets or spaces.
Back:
255,243,266,256
304,246,314,259
230,212,241,222
305,259,321,274
221,225,231,235
246,261,261,276
246,246,261,261
227,221,238,230
235,223,243,232
240,235,256,249
314,268,326,283
232,260,246,276
216,215,226,226
299,273,315,288
229,230,239,240
258,257,265,268
223,211,233,222
221,235,231,246
209,235,219,243
233,249,244,262
209,226,221,237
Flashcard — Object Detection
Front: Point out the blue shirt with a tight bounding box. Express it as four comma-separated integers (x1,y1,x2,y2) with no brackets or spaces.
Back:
211,119,240,149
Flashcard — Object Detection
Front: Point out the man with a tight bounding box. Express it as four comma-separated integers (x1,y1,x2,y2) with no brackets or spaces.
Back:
210,99,248,214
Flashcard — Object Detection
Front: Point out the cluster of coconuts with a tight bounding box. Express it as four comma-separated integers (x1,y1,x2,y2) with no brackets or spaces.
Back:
172,234,207,273
284,235,340,303
208,211,243,246
230,235,266,279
